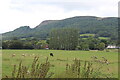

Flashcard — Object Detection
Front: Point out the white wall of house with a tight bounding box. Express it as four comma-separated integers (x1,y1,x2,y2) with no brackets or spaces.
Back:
107,45,118,49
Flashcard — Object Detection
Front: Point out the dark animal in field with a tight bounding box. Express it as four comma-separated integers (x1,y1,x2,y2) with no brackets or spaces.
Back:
50,53,54,57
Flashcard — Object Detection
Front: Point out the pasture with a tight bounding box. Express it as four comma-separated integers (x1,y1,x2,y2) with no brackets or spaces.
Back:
80,34,95,37
2,49,118,78
98,37,110,40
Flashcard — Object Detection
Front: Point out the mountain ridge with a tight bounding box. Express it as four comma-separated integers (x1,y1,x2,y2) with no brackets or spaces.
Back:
2,16,118,40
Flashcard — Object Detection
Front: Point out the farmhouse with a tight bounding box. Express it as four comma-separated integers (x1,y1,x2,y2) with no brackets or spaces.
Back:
107,45,119,49
45,45,49,49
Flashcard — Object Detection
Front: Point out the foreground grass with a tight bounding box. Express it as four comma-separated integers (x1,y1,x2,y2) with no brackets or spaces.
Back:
2,49,118,78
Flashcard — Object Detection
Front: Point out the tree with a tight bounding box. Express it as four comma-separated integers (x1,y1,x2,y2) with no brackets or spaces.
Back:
87,37,100,50
2,41,8,49
80,43,89,50
49,28,79,50
100,39,109,47
35,40,48,49
97,42,105,50
23,42,34,49
9,40,23,49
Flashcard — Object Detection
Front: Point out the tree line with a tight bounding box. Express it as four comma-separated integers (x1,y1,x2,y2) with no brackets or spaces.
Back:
2,28,117,50
49,28,113,50
2,38,48,49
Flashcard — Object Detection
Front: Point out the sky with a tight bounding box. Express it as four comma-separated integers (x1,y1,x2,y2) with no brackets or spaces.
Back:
0,0,119,33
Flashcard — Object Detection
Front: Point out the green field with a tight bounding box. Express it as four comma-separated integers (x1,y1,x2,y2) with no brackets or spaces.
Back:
2,49,118,78
98,37,110,40
80,34,95,37
80,34,110,40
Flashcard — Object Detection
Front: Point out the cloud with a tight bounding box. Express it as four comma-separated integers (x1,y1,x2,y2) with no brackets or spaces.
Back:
0,0,119,33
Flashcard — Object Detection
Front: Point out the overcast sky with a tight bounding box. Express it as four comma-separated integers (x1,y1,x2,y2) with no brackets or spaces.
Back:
0,0,119,33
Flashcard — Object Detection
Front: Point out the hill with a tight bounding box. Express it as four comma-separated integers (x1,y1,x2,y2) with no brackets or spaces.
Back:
2,16,118,40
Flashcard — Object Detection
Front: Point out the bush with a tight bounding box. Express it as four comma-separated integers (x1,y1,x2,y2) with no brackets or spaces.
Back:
56,58,112,78
9,40,23,49
97,42,105,50
5,57,53,78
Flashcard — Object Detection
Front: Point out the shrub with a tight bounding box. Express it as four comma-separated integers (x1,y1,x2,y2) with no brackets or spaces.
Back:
6,57,53,78
57,58,112,78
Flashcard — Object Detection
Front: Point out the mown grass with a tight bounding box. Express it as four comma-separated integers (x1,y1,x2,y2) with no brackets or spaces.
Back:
2,49,118,78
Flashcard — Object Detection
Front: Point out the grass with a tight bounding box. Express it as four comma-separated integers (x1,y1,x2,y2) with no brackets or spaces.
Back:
2,49,118,78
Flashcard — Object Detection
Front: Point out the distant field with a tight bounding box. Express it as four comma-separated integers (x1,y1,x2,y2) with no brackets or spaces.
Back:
98,37,110,40
2,49,118,78
80,34,95,37
80,34,110,40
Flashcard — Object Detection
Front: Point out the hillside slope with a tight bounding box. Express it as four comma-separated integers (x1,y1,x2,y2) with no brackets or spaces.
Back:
2,16,118,40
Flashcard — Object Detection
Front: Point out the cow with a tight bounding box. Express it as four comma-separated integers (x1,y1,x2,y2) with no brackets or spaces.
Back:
50,53,54,57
